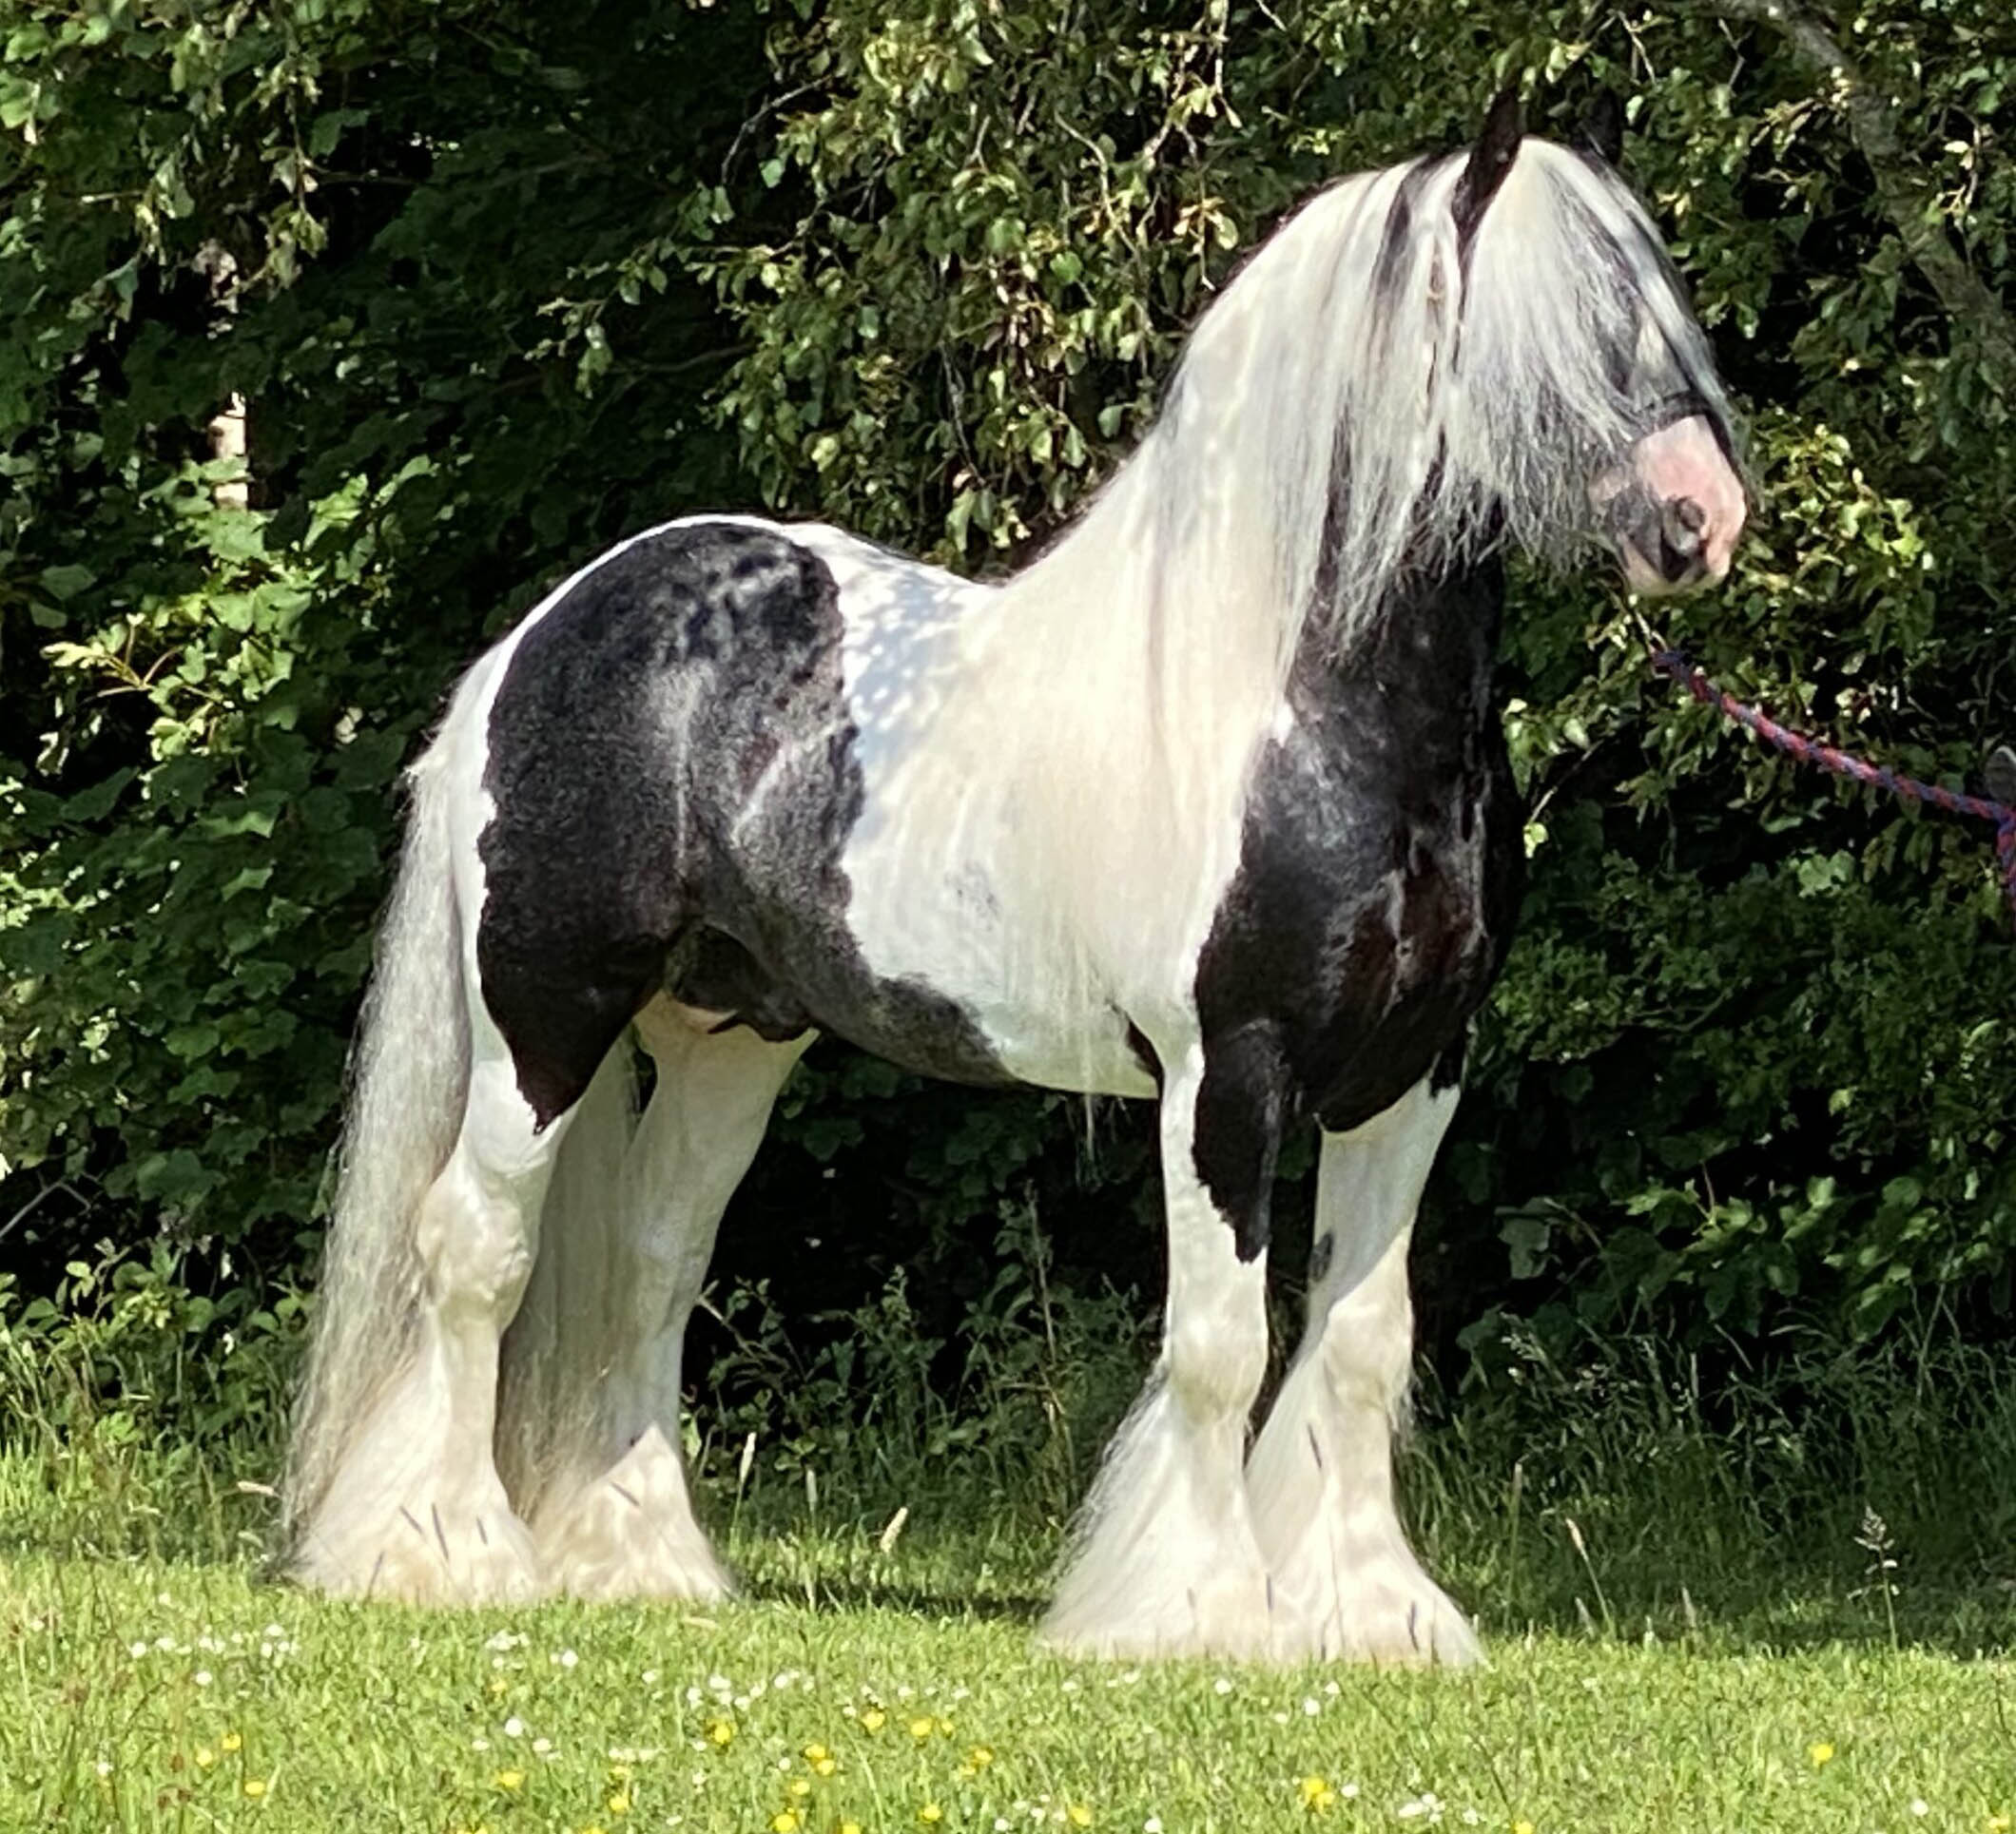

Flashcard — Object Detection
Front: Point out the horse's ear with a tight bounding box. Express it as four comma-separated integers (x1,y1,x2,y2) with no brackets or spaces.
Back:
1453,87,1524,242
1580,87,1625,164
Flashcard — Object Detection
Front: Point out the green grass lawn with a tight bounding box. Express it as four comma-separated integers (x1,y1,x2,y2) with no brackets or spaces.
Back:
8,1491,2015,1834
7,1307,2016,1831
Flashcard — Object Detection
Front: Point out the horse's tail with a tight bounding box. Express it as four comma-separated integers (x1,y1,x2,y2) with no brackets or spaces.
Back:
281,730,472,1554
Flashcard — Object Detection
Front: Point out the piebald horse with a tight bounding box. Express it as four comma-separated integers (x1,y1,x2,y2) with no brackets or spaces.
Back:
283,94,1745,1663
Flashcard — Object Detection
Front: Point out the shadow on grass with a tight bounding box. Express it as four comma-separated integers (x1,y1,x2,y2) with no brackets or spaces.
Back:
8,1469,2009,1663
7,1313,2014,1665
1457,1564,2016,1661
725,1490,2016,1660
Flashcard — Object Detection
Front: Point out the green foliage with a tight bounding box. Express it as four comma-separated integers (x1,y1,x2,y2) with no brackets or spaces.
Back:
0,1238,302,1535
3,0,2014,1369
696,1207,1148,1527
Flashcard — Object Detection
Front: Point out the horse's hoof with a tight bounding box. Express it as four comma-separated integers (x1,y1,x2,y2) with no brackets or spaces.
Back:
535,1426,736,1603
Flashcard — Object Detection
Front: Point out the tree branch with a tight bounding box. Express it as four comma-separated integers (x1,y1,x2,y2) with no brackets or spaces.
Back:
1703,0,2016,388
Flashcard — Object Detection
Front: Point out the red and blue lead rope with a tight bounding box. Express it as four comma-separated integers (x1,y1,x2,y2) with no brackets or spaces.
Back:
1648,648,2016,936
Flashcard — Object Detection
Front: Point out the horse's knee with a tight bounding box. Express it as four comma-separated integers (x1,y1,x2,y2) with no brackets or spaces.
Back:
1166,1278,1268,1421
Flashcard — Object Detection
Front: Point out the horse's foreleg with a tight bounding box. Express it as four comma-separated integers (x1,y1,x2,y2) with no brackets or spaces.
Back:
1039,1033,1279,1660
292,1040,559,1604
1245,1075,1480,1665
533,1000,808,1601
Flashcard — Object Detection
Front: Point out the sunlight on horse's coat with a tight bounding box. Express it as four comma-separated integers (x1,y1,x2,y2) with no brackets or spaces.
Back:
282,98,1745,1664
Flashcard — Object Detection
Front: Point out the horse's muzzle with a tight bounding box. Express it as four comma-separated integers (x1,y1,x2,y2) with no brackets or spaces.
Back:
1656,496,1708,583
1609,484,1709,591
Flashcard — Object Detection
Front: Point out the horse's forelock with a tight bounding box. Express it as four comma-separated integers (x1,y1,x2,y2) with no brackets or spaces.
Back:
1446,144,1738,518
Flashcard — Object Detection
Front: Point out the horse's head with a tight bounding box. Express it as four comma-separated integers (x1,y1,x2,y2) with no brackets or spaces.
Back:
1446,89,1748,598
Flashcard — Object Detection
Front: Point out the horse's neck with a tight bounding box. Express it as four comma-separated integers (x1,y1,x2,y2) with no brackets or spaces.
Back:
1295,558,1506,774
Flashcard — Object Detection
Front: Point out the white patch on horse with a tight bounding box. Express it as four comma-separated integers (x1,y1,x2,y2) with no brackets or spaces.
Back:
1039,1039,1274,1656
787,524,1158,1096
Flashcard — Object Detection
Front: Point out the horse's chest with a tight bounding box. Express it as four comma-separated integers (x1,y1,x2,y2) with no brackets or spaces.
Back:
1193,637,1522,1136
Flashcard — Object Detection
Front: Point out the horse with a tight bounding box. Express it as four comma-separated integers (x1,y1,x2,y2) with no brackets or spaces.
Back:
280,90,1746,1664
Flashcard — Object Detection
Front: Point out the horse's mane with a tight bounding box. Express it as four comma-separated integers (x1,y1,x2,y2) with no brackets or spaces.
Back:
944,139,1735,1016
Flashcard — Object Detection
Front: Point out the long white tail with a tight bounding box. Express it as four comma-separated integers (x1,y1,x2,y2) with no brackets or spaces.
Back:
281,738,471,1551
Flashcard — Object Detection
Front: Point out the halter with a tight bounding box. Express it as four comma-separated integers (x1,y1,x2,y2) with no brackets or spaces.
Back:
1635,387,1718,434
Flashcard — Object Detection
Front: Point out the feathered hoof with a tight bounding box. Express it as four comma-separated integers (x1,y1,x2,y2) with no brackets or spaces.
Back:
536,1427,736,1604
1265,1554,1483,1668
1036,1558,1279,1663
292,1490,548,1606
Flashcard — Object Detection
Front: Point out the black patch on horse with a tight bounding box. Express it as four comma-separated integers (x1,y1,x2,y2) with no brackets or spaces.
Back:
1451,87,1523,254
1190,559,1524,1256
476,522,1010,1127
1368,161,1444,349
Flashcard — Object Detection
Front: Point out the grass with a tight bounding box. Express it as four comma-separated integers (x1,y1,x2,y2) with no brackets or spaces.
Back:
5,1496,2016,1834
5,1273,2016,1831
6,1430,2016,1834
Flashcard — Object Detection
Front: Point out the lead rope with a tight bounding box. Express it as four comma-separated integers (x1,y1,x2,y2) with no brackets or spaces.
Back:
1641,642,2016,936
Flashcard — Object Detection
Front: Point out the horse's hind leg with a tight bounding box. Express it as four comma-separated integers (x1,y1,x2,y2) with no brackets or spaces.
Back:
1245,1076,1480,1665
293,1031,565,1604
528,998,809,1600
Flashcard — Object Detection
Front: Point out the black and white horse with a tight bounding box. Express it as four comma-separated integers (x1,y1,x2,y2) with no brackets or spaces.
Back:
282,95,1745,1663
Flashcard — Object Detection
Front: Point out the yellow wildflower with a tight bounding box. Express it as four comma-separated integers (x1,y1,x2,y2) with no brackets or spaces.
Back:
770,1815,799,1834
242,1779,268,1800
193,1748,216,1769
788,1779,812,1800
1513,1824,1536,1834
220,1732,243,1754
803,1744,830,1765
607,1788,631,1814
1988,1818,2011,1833
814,1756,838,1777
968,1746,995,1769
1069,1808,1094,1828
919,1807,944,1826
706,1719,735,1747
841,1824,863,1834
861,1709,887,1735
1809,1743,1835,1768
1301,1775,1337,1813
937,1716,956,1736
494,1769,526,1792
908,1717,936,1742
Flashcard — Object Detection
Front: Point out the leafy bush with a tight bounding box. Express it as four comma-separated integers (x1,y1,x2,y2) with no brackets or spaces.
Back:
0,1243,301,1462
2,0,2012,1383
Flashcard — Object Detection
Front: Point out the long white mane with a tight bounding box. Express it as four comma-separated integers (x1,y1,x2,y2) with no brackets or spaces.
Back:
935,138,1734,1018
